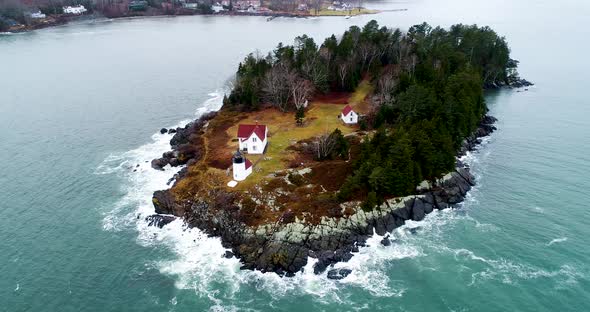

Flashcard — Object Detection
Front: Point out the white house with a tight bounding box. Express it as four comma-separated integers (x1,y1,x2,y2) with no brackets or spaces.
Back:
340,105,358,124
212,3,224,12
182,2,198,9
30,10,46,19
63,5,87,15
232,150,253,181
237,124,268,154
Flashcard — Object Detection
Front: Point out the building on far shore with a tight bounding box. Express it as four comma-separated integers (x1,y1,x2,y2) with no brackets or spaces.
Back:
340,104,358,124
63,5,87,15
129,0,148,11
232,150,253,181
212,3,225,12
29,10,46,19
237,123,268,154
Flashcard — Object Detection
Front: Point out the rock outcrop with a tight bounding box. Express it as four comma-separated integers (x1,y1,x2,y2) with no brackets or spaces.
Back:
149,115,497,276
145,214,176,228
150,111,217,171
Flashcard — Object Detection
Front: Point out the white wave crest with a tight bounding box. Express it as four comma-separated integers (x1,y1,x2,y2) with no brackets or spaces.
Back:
444,248,583,286
547,237,568,246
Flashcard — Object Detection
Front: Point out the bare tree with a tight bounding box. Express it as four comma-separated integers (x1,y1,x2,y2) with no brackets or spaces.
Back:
311,0,321,15
338,61,348,89
377,70,396,104
318,47,333,67
358,41,378,71
301,55,328,90
397,36,410,65
262,62,291,112
314,132,338,160
288,73,314,110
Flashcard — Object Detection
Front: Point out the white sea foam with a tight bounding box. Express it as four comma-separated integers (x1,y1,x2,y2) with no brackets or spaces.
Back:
547,237,568,246
459,249,583,286
98,89,225,231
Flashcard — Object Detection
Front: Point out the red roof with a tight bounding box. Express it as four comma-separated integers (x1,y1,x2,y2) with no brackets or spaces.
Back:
245,159,253,170
237,124,267,140
341,105,354,116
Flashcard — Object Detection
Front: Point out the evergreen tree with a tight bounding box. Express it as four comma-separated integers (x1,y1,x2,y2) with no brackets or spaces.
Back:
295,107,305,125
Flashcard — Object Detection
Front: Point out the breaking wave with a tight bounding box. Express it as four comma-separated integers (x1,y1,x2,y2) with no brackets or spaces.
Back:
547,237,568,246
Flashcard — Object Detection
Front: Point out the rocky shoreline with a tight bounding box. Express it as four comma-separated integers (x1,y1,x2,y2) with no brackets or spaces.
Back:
147,111,497,277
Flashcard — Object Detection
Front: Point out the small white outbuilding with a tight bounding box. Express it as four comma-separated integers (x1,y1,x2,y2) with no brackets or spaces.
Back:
340,105,358,124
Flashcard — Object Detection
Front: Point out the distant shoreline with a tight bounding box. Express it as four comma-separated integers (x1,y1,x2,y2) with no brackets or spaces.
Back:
1,7,410,34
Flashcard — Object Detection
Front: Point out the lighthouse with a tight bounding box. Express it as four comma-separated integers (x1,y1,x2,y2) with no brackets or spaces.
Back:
232,150,253,181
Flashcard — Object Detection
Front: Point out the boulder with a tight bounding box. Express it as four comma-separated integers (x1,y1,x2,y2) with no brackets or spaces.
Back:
163,151,174,159
411,198,426,221
145,214,175,228
151,158,168,170
152,190,176,215
160,128,168,134
169,158,180,167
327,268,352,280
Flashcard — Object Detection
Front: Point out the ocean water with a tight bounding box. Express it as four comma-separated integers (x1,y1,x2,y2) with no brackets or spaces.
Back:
1,0,589,311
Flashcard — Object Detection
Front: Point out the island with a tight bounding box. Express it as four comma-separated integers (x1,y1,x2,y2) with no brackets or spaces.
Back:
148,21,531,277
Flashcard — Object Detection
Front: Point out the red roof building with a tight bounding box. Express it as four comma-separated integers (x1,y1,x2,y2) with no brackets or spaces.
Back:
340,105,358,124
237,124,267,141
237,124,268,154
341,105,354,116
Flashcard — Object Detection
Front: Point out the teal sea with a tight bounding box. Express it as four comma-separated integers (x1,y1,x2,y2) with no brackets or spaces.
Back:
1,0,589,310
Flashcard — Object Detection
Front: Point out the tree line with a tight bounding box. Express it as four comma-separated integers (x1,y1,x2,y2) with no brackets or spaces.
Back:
224,20,516,207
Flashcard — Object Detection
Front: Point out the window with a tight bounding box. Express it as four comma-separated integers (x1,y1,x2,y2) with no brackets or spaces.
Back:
252,145,257,151
350,117,353,122
252,137,257,142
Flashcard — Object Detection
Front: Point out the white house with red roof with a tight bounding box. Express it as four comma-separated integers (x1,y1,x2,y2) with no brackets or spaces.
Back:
340,105,358,124
237,123,268,154
232,150,252,181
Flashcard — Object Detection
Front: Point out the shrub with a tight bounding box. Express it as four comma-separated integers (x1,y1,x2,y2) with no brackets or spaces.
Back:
361,191,378,211
287,173,305,186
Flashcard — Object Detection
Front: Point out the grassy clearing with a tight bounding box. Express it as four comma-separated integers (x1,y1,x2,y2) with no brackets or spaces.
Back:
349,79,374,113
173,81,373,194
227,102,356,189
169,82,376,224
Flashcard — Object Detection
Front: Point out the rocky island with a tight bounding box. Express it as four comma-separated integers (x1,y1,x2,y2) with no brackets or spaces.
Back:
149,21,528,276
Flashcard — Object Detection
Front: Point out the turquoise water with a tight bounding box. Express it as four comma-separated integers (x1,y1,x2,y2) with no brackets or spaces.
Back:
1,0,589,311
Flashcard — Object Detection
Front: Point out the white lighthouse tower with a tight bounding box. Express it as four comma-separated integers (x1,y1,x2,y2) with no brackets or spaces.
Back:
232,150,253,181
